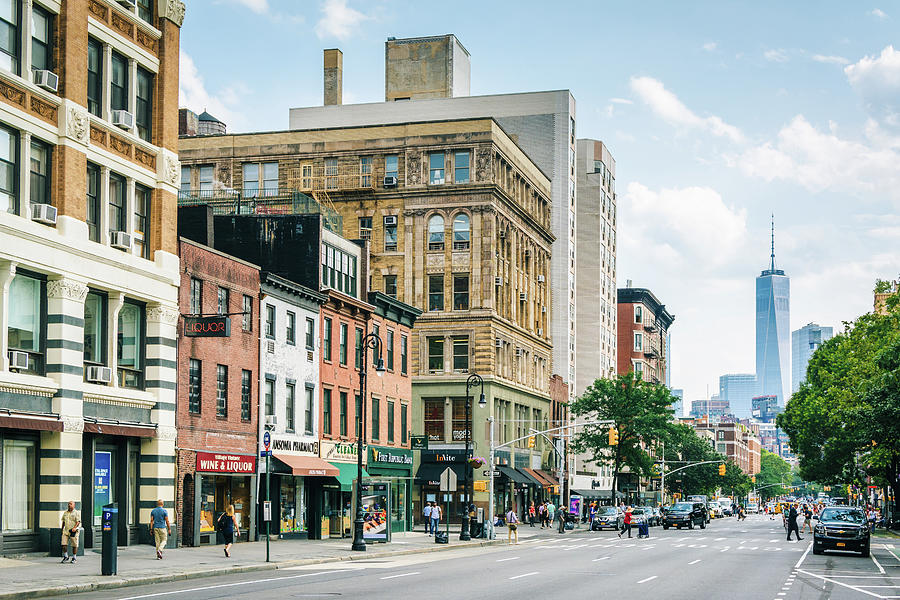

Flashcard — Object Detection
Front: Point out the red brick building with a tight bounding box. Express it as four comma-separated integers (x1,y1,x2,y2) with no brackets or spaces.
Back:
617,286,675,385
176,239,260,547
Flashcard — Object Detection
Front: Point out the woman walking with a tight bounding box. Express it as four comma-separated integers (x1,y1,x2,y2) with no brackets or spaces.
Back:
528,502,536,527
506,506,519,544
218,505,239,558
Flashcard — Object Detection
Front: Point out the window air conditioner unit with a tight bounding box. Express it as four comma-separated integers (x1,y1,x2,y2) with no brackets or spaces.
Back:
536,275,545,283
494,277,502,286
515,347,523,357
33,70,58,93
86,365,113,384
519,292,528,301
30,202,57,225
111,110,134,130
110,230,131,250
8,350,29,370
265,415,278,428
495,338,502,348
383,176,398,187
118,0,137,9
384,215,398,226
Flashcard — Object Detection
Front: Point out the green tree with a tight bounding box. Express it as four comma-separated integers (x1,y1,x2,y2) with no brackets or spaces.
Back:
661,424,721,498
571,373,674,504
755,450,792,500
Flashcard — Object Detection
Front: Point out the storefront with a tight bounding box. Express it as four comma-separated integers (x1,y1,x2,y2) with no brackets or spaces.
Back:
320,440,368,538
414,449,468,525
367,446,413,533
191,452,256,546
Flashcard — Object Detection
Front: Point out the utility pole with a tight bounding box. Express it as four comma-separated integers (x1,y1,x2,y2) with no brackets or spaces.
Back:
488,416,495,539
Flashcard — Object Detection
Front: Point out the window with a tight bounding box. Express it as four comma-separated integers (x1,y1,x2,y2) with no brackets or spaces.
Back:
189,278,202,315
31,5,51,72
87,38,102,116
424,398,444,441
323,388,332,435
358,216,372,241
354,394,361,437
242,163,258,197
325,157,337,189
8,273,43,374
83,291,105,367
386,329,394,371
427,337,444,372
634,305,643,324
29,139,50,206
262,162,278,193
401,404,408,444
400,335,408,375
427,215,445,250
117,301,143,388
136,0,152,23
264,378,275,417
452,337,469,372
339,391,348,436
108,173,126,233
452,213,470,250
216,365,227,418
286,311,296,345
359,157,372,187
387,400,395,443
110,51,128,112
633,360,643,374
452,398,469,441
384,275,397,298
371,397,380,441
265,304,275,339
136,67,153,142
453,275,469,310
305,317,315,349
385,155,398,180
321,243,358,297
86,163,100,241
323,317,332,361
339,323,347,365
354,327,363,368
384,217,397,251
303,386,315,434
428,274,443,311
0,124,17,214
717,431,726,440
188,359,201,413
180,165,190,193
217,287,229,315
241,370,252,421
0,0,18,74
285,382,295,431
133,184,151,258
633,333,643,352
454,151,470,183
2,439,35,531
300,163,312,189
429,152,444,185
242,295,252,331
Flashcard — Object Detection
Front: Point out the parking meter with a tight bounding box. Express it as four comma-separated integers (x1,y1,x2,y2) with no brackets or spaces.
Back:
101,503,118,575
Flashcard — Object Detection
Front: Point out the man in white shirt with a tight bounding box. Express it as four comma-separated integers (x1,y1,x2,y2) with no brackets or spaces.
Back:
423,502,433,535
431,503,442,535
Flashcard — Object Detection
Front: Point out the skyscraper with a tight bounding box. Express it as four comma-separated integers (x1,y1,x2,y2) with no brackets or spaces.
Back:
755,218,791,406
719,373,758,420
792,323,833,393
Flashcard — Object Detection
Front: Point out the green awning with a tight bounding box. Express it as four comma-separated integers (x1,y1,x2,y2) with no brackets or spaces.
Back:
331,462,369,492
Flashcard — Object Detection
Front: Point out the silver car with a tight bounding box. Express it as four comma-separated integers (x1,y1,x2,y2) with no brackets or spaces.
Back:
591,506,624,531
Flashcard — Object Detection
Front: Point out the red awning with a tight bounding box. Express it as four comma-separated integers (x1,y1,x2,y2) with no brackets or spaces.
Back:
523,468,554,488
273,454,340,477
83,422,156,437
0,415,62,431
536,470,559,486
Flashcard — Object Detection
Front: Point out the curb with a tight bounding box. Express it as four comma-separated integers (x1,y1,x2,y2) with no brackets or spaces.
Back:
0,538,506,599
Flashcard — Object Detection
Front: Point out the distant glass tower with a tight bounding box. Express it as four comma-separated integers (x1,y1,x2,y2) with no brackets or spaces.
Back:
755,217,790,407
792,323,833,393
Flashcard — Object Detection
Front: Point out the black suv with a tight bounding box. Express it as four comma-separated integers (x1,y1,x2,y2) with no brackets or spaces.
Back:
813,506,870,557
663,502,707,530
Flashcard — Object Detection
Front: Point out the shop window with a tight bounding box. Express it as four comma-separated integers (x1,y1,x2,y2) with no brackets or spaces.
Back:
323,317,332,361
241,369,251,421
427,215,444,250
424,398,444,441
386,329,394,371
1,440,34,531
285,382,295,432
189,359,201,413
304,385,314,435
401,404,408,444
339,391,348,436
452,213,470,250
83,291,106,372
400,335,408,375
216,365,227,418
280,478,307,534
387,400,395,443
323,388,332,435
8,272,44,374
371,397,380,441
428,274,443,311
427,337,444,373
117,301,143,388
453,275,469,311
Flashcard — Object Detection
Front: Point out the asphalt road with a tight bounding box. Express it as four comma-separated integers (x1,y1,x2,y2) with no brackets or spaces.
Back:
57,515,900,600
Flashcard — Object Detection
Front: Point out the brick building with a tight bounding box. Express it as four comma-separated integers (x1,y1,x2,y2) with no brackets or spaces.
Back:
176,238,260,547
694,421,761,476
617,286,675,384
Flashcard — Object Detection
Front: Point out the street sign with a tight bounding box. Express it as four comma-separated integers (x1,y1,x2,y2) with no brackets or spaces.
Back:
260,450,272,457
411,435,428,450
483,470,500,478
263,501,271,521
263,430,271,451
439,467,457,492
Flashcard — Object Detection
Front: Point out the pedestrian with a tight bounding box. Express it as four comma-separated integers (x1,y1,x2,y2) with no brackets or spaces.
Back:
547,501,556,526
619,507,633,539
150,499,171,559
558,505,567,533
528,502,536,527
431,502,441,535
538,502,547,528
802,504,814,534
786,504,802,542
423,501,433,535
60,500,81,564
217,504,239,558
506,506,519,544
589,503,597,525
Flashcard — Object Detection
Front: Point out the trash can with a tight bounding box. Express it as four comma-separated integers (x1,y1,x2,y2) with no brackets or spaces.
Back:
101,503,118,575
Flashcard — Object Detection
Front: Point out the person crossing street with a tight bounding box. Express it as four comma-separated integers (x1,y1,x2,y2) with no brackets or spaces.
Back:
619,507,633,538
786,504,802,541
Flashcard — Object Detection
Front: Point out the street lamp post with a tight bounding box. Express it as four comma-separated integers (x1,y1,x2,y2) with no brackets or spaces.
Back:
461,373,485,541
351,332,384,552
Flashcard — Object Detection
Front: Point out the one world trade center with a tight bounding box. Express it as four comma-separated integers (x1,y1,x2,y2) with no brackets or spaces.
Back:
756,218,790,407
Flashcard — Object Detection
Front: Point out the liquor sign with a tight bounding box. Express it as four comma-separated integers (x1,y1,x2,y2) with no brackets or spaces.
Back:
184,316,231,337
196,452,256,473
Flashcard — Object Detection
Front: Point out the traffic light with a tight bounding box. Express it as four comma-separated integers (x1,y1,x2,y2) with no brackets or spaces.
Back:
751,476,756,483
608,428,619,446
718,464,726,476
527,436,535,449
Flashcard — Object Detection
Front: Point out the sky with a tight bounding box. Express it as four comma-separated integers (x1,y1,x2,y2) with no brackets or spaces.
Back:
179,0,900,409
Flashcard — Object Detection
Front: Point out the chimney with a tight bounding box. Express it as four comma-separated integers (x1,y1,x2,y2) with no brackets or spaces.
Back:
323,48,343,106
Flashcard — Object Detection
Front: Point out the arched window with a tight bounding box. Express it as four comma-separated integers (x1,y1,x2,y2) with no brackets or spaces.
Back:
428,215,445,250
452,213,470,250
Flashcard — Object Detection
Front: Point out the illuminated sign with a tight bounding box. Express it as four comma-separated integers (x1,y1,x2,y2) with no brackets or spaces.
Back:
184,316,231,337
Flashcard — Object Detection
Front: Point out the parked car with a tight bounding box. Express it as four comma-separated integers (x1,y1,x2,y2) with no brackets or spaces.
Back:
813,506,870,557
707,502,721,520
629,507,653,525
591,506,624,531
663,502,707,530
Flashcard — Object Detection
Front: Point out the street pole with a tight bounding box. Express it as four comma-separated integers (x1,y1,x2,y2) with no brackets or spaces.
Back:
488,415,495,540
460,387,471,541
265,450,270,562
660,441,665,507
352,332,383,552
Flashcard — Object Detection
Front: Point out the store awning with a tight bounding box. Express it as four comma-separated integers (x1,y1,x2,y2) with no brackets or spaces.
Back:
571,488,619,500
517,468,546,488
83,422,155,437
498,466,532,485
415,463,465,486
536,470,559,486
331,462,370,492
522,468,554,488
273,454,340,477
0,414,62,432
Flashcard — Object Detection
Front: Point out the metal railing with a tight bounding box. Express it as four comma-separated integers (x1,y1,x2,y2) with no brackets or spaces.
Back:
178,188,343,233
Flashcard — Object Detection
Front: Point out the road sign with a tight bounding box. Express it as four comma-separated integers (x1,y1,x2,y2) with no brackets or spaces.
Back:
411,435,428,450
263,501,271,521
483,470,500,478
263,430,271,451
260,450,272,457
439,467,457,492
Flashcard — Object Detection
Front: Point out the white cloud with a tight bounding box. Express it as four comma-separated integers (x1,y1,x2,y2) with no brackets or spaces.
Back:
870,8,888,19
845,45,900,129
315,0,368,40
609,97,633,105
230,0,269,13
629,76,744,142
702,42,717,52
179,50,245,131
764,48,789,63
812,54,850,65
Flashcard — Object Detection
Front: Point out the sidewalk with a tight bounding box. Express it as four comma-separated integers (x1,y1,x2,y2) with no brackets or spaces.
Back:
0,530,508,599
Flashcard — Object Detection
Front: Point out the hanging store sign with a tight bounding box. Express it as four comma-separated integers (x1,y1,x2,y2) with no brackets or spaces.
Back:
184,316,231,337
195,452,256,473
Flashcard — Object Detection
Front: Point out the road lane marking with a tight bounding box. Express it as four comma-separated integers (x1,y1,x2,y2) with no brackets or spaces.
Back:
720,547,730,552
688,559,701,565
872,553,886,574
592,556,610,562
769,539,780,543
794,541,813,569
117,571,345,600
716,537,727,541
380,572,420,580
796,569,884,599
509,572,539,580
496,557,520,562
565,544,589,550
637,576,658,584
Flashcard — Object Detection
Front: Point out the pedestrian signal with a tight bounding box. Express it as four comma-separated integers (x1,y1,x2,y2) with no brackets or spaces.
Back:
608,428,619,446
718,464,726,476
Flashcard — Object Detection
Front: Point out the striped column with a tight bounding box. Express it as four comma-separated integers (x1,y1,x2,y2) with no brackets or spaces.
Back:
38,430,83,531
